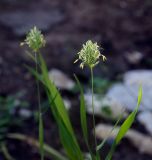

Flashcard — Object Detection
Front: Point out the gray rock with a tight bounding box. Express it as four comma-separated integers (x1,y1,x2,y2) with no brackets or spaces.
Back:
85,93,128,119
106,83,141,111
49,68,75,90
95,123,152,155
19,109,32,118
137,111,152,136
0,10,65,36
125,51,143,64
106,70,152,111
84,153,92,160
124,70,152,86
63,99,71,110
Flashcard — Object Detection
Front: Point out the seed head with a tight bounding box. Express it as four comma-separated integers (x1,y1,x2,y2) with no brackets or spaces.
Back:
21,26,46,52
74,40,106,69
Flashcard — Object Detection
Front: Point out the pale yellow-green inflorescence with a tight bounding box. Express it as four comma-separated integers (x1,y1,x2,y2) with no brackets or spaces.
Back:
21,26,46,52
74,40,106,69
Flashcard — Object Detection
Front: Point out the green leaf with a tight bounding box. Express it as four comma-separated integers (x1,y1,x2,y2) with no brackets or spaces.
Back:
58,119,79,160
74,74,95,159
106,86,142,160
39,54,74,134
97,113,123,151
0,118,10,127
74,75,88,143
115,85,142,144
39,114,44,160
137,85,142,107
7,133,68,160
34,54,84,160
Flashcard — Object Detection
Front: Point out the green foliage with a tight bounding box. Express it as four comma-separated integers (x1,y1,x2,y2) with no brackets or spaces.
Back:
30,54,142,160
0,94,29,144
39,113,44,160
7,133,68,160
0,93,29,159
105,86,142,160
23,28,142,160
36,54,84,160
97,113,123,151
74,75,88,144
101,106,112,117
74,75,95,159
21,26,46,160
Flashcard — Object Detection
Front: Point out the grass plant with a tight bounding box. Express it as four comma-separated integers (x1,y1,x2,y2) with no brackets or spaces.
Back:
20,27,142,160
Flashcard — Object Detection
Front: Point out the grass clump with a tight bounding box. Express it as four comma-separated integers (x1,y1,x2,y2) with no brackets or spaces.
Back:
21,27,142,160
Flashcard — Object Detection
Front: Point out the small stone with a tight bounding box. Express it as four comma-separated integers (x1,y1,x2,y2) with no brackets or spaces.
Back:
124,70,152,86
85,93,128,119
106,83,141,111
49,69,75,90
84,153,92,160
95,123,152,155
19,109,32,119
125,51,143,64
63,99,71,110
137,111,152,136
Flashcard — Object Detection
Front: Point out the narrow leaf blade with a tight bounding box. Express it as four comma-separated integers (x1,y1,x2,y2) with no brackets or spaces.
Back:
106,86,142,160
74,74,88,142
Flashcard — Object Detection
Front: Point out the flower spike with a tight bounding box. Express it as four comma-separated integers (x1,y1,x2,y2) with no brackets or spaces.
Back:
75,40,106,69
21,26,46,52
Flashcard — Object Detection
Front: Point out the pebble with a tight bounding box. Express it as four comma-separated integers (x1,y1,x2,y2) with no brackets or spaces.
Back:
63,99,71,110
49,68,75,90
125,51,143,64
95,123,152,155
19,109,32,119
85,93,128,119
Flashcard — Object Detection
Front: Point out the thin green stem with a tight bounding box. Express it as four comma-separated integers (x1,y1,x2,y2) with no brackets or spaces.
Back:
7,133,68,160
35,52,44,160
1,143,15,160
90,68,97,153
35,52,41,120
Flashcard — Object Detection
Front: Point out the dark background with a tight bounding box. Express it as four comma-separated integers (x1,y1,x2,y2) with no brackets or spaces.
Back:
0,0,152,160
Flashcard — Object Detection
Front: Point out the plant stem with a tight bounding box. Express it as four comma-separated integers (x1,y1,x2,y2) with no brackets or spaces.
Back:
1,143,15,160
35,52,41,122
90,68,97,153
7,133,68,160
35,52,44,160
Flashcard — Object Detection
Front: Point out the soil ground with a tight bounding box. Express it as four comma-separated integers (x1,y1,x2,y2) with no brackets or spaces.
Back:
0,0,152,160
